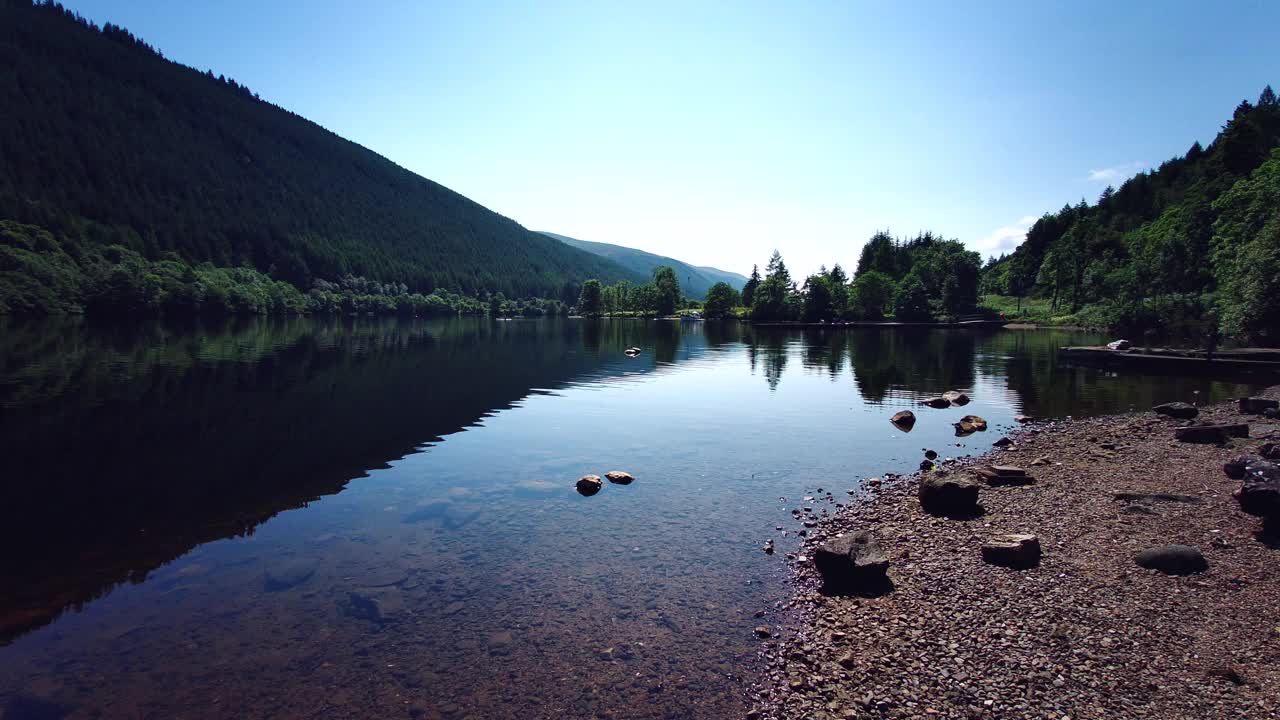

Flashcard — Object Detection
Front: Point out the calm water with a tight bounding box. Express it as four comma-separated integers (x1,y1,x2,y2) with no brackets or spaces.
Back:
0,317,1266,720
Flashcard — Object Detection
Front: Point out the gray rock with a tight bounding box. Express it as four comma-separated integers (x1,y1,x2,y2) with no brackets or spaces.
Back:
604,470,635,485
1239,397,1280,415
918,475,980,516
1234,458,1280,518
981,534,1041,569
1174,423,1249,443
1135,545,1207,575
1153,401,1199,420
813,530,889,590
576,475,603,496
263,560,317,592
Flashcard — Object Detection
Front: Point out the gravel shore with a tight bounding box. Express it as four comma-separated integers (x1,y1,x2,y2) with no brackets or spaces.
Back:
752,388,1280,720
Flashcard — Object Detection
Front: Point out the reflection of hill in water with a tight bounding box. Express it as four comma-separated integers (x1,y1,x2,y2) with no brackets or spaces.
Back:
0,316,699,644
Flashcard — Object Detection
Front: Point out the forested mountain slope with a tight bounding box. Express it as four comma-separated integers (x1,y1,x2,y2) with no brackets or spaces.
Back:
0,0,643,313
540,232,747,299
982,87,1280,341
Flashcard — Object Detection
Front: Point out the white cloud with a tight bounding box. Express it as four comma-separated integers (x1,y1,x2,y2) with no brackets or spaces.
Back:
1087,161,1149,184
971,215,1038,259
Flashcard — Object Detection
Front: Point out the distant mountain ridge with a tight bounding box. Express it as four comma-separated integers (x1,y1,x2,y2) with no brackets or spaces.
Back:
539,232,747,299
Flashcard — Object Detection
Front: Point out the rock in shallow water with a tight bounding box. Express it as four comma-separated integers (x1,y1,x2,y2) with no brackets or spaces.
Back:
1135,544,1208,575
890,410,916,428
576,475,603,496
942,390,970,405
263,560,317,592
605,470,634,484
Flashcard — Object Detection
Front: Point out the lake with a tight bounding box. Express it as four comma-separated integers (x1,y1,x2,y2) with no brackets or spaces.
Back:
0,317,1265,720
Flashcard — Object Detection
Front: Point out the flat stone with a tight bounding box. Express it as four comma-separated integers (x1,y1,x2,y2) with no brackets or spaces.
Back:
1153,401,1199,419
973,466,1033,486
981,534,1041,569
1239,397,1280,415
1135,545,1207,575
604,470,634,485
1174,423,1249,443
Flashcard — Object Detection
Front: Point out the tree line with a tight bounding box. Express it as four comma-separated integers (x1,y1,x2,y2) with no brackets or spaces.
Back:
981,85,1280,343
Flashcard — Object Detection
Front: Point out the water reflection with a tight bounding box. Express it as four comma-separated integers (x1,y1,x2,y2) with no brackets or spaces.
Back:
0,318,1266,720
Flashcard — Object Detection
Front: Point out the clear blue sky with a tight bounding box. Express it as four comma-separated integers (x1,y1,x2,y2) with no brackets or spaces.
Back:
62,0,1280,277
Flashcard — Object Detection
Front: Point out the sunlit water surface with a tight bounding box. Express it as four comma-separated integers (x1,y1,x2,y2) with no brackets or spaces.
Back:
0,317,1265,720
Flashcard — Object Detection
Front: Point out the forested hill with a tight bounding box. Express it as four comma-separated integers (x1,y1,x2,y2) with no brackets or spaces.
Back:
981,87,1280,341
0,0,644,312
539,232,747,299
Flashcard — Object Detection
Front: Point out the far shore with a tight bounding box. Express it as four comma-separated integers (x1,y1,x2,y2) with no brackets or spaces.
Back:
752,388,1280,720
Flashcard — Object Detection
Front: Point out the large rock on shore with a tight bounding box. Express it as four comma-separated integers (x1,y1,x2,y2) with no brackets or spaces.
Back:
919,475,980,516
981,534,1041,569
1174,423,1249,443
973,465,1034,486
1153,402,1198,420
1239,397,1280,415
813,530,889,591
1135,544,1208,575
1233,458,1280,518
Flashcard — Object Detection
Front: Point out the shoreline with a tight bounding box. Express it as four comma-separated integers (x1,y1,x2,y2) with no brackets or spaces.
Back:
751,389,1280,720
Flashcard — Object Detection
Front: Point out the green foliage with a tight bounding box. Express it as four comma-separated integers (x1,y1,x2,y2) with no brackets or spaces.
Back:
982,88,1280,340
1211,148,1280,341
892,274,932,321
801,274,835,321
741,265,761,308
750,251,798,321
702,282,740,319
652,265,681,316
577,279,604,317
850,271,894,320
0,1,640,307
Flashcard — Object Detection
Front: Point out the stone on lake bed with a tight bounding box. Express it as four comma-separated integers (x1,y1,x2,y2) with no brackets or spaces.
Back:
813,530,889,590
605,470,635,484
1153,401,1199,420
981,534,1041,569
1135,544,1207,575
576,475,603,495
263,560,317,592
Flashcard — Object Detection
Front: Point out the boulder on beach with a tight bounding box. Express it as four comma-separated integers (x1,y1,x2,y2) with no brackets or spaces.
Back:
1014,415,1033,424
813,530,889,590
1153,402,1199,420
942,390,970,405
1174,423,1249,443
890,410,916,428
576,475,603,496
1233,458,1280,518
981,534,1041,569
918,475,980,516
992,436,1014,447
922,396,951,409
605,470,635,485
1239,397,1280,415
1260,443,1280,461
1135,544,1208,575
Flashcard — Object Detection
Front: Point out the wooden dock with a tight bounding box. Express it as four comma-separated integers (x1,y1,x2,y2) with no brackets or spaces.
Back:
1058,346,1280,376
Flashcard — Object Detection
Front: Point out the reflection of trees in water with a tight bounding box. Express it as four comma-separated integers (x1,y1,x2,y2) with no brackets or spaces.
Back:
0,316,659,644
846,329,978,403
